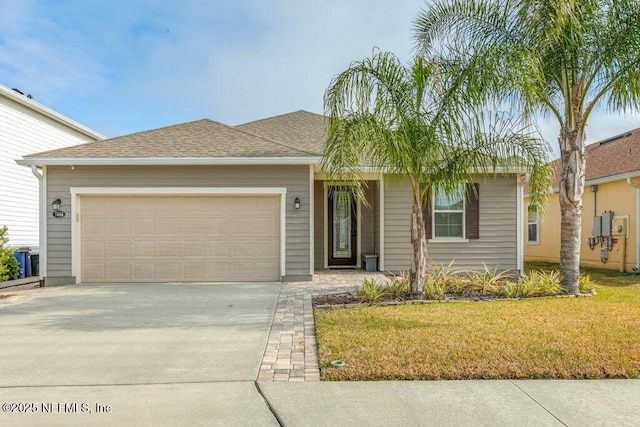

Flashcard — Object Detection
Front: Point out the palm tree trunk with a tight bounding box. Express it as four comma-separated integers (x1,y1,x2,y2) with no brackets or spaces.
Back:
410,202,427,295
558,121,585,294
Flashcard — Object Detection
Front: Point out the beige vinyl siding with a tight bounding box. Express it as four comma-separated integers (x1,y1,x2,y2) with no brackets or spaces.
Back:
360,182,376,255
45,165,310,280
314,181,325,269
383,175,519,272
383,176,413,271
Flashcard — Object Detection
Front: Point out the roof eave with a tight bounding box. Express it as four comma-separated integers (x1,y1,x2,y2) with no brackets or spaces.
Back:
0,84,105,141
523,170,640,197
17,156,322,167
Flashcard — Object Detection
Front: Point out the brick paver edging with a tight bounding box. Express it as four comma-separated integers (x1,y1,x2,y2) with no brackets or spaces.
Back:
257,271,388,382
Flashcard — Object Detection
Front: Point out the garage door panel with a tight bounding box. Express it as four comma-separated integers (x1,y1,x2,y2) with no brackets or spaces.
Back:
182,218,206,235
206,218,230,236
132,219,155,235
108,219,130,235
158,219,180,235
231,241,256,257
81,195,280,282
108,263,131,281
83,263,105,281
255,240,279,257
158,241,180,257
158,263,181,281
83,219,105,237
184,240,206,254
133,263,155,280
133,241,155,258
108,241,130,258
83,240,106,258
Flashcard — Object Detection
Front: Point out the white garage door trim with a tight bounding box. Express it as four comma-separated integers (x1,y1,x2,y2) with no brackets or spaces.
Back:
70,187,287,283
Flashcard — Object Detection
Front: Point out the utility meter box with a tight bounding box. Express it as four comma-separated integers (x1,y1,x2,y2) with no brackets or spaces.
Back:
612,217,627,236
592,216,602,236
601,211,614,237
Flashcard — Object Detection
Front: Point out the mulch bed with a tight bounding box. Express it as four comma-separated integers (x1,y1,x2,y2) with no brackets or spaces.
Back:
313,290,591,309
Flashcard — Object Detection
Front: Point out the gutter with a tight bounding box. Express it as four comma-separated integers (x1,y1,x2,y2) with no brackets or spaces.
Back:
626,178,640,270
30,165,46,285
17,156,321,167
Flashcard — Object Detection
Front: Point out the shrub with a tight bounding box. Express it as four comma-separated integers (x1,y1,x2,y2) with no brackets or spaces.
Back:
579,274,595,294
0,251,19,282
499,270,563,298
467,264,515,294
354,278,386,303
385,272,409,300
0,226,19,282
424,260,474,298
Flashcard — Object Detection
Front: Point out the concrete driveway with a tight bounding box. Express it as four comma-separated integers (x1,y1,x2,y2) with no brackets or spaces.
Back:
0,283,281,426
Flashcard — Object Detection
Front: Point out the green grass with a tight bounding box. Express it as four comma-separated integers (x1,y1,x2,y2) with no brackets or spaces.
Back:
314,262,640,380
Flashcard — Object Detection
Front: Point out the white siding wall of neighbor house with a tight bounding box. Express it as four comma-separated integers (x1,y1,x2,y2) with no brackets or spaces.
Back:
0,93,98,249
45,165,310,283
383,175,519,272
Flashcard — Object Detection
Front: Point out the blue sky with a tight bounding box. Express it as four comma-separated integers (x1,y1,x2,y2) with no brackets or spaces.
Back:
1,0,638,155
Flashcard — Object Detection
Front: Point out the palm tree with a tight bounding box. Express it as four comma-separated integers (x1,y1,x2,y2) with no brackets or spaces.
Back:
414,0,640,293
322,50,551,295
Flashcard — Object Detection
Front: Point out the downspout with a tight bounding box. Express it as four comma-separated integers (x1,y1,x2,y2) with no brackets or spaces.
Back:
626,177,640,270
30,165,46,286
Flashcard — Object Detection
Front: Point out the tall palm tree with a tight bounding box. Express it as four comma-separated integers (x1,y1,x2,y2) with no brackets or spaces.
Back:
414,0,640,293
322,50,551,295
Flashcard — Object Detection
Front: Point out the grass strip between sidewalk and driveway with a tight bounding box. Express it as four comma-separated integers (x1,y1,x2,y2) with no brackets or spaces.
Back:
314,262,640,380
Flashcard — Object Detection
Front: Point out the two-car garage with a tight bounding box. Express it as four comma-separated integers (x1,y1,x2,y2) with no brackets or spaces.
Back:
76,192,283,283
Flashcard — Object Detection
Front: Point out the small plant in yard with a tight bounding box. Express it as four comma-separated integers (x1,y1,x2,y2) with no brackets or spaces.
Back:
579,274,595,294
423,260,462,299
354,278,386,303
385,271,409,300
0,226,19,282
499,270,563,298
467,264,515,294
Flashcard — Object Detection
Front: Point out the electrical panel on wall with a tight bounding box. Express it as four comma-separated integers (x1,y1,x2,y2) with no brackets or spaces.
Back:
592,216,602,236
601,211,613,237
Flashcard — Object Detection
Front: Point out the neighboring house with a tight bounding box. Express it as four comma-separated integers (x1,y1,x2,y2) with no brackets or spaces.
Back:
524,128,640,272
18,110,527,284
0,83,103,250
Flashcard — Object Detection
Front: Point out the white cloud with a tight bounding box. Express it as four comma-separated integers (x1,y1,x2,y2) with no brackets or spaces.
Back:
0,0,638,144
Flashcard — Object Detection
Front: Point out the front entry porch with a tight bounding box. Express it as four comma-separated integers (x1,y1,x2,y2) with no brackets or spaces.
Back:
313,178,382,272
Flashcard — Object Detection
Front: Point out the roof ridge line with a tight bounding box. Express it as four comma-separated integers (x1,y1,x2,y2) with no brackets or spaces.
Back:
232,124,321,157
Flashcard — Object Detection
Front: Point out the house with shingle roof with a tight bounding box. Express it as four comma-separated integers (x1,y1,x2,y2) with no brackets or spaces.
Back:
0,83,103,255
18,110,527,285
524,127,640,271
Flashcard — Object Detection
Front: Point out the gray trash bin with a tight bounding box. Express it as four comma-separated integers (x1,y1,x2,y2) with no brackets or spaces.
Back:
361,254,378,272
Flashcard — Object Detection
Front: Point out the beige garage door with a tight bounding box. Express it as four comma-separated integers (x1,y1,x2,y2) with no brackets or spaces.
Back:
80,195,280,282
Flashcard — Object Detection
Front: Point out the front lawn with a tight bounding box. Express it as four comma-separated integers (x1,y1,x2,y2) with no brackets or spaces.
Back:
314,262,640,380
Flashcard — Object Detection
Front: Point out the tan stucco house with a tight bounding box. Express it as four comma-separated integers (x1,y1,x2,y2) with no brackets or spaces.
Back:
524,127,640,272
18,110,527,285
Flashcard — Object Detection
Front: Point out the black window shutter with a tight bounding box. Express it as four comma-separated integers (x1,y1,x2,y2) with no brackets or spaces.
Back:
466,183,480,239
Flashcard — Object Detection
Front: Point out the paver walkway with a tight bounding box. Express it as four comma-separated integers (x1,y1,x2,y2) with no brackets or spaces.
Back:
258,270,388,382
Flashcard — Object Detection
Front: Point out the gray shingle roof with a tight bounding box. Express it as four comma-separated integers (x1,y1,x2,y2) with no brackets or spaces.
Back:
235,110,326,155
24,114,325,160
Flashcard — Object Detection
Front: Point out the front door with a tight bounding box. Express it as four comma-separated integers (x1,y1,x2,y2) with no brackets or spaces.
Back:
328,189,357,266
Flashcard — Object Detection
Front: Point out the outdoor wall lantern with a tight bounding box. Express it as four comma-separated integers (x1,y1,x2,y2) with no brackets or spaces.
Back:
52,198,62,211
294,197,301,210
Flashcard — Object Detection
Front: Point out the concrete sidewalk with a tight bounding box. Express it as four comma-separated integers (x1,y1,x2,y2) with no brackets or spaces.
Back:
259,380,640,426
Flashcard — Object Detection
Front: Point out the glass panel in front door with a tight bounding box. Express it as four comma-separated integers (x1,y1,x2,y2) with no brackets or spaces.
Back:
332,191,352,259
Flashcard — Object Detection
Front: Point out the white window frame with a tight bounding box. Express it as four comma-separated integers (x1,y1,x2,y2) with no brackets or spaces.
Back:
432,185,466,240
527,203,539,245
